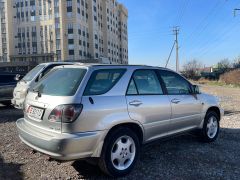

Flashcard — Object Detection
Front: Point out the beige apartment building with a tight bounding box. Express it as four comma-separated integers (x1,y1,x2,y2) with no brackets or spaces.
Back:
0,0,128,64
0,0,8,62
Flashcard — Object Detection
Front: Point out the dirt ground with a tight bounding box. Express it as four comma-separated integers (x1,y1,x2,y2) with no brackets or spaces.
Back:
0,84,240,180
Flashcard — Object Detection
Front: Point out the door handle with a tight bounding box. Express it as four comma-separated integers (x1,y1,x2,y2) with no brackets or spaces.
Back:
129,100,143,107
171,98,181,104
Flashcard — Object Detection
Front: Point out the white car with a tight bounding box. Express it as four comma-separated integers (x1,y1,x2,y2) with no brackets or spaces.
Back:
12,62,74,109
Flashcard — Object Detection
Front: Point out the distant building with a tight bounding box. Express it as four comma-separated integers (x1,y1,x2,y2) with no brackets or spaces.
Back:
197,67,213,73
0,0,128,64
0,0,8,62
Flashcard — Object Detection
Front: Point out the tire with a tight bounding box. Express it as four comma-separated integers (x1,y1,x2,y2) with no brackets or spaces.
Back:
200,111,220,142
98,127,140,177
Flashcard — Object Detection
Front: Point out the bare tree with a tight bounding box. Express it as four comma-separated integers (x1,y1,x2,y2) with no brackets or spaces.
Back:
217,59,232,73
233,56,240,69
182,59,202,79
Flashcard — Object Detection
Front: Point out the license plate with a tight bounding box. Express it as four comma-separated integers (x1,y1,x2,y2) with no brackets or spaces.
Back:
28,106,44,119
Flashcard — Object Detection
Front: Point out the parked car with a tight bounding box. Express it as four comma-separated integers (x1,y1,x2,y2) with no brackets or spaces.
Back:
0,73,24,106
16,65,224,177
12,62,75,109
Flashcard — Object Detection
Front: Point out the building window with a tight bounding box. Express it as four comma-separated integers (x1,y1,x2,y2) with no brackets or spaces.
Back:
30,0,35,6
69,50,74,55
56,40,61,50
68,39,74,44
67,6,72,12
68,23,73,34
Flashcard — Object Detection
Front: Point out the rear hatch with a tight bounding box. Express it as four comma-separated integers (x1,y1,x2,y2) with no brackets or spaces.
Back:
24,66,87,133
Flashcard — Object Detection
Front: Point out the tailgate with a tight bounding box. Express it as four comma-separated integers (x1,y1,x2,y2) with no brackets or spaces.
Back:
24,92,70,133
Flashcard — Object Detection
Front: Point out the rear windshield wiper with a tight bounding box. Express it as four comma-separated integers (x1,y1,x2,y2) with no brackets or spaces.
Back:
33,88,42,97
21,79,27,83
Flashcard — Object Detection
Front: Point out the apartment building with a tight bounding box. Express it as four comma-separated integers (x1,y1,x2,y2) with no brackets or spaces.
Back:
0,0,8,62
0,0,128,64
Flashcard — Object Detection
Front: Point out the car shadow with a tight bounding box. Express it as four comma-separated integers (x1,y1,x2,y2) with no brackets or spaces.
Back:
71,127,240,179
0,156,23,180
72,160,110,179
71,134,198,179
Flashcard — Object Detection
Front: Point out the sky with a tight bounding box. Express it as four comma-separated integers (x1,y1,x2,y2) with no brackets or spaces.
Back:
118,0,240,70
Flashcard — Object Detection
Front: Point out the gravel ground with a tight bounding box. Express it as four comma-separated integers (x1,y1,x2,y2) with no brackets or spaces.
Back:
0,84,240,179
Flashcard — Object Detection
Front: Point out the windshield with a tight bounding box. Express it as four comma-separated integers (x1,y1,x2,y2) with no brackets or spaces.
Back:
32,68,87,96
23,64,45,82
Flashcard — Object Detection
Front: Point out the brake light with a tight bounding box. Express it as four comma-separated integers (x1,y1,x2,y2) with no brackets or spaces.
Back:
25,104,30,113
48,104,83,123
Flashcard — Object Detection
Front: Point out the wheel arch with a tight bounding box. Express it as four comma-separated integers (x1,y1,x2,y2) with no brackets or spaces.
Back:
206,106,221,120
91,122,144,158
105,122,144,145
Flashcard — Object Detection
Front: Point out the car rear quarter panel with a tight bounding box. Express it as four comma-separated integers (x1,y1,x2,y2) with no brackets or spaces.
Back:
62,95,143,133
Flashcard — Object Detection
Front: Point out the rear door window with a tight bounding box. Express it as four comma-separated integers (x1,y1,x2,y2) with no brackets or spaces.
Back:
33,68,87,96
127,70,164,95
84,69,126,96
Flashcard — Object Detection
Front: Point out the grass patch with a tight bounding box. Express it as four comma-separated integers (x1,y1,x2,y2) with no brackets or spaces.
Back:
192,79,240,88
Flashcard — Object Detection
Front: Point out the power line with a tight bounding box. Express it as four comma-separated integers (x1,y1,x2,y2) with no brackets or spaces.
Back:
187,1,240,59
184,0,222,43
165,41,176,68
197,22,239,59
176,0,190,26
188,18,235,58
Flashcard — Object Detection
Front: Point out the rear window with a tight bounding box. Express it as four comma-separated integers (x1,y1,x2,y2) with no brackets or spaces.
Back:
23,64,45,82
84,69,126,96
33,68,87,96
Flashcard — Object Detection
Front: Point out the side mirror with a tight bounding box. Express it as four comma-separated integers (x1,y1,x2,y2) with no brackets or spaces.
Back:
15,74,21,81
192,85,200,94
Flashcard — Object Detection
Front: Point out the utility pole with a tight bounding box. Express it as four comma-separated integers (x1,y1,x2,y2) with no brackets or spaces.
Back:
173,26,180,72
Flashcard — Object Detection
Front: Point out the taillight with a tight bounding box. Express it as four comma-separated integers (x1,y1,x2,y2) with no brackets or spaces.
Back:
25,104,30,113
48,104,83,123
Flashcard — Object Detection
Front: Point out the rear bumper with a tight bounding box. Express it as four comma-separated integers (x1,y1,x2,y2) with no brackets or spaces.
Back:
16,118,107,160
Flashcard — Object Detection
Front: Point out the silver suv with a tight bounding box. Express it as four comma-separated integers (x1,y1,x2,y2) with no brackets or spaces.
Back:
16,64,224,177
